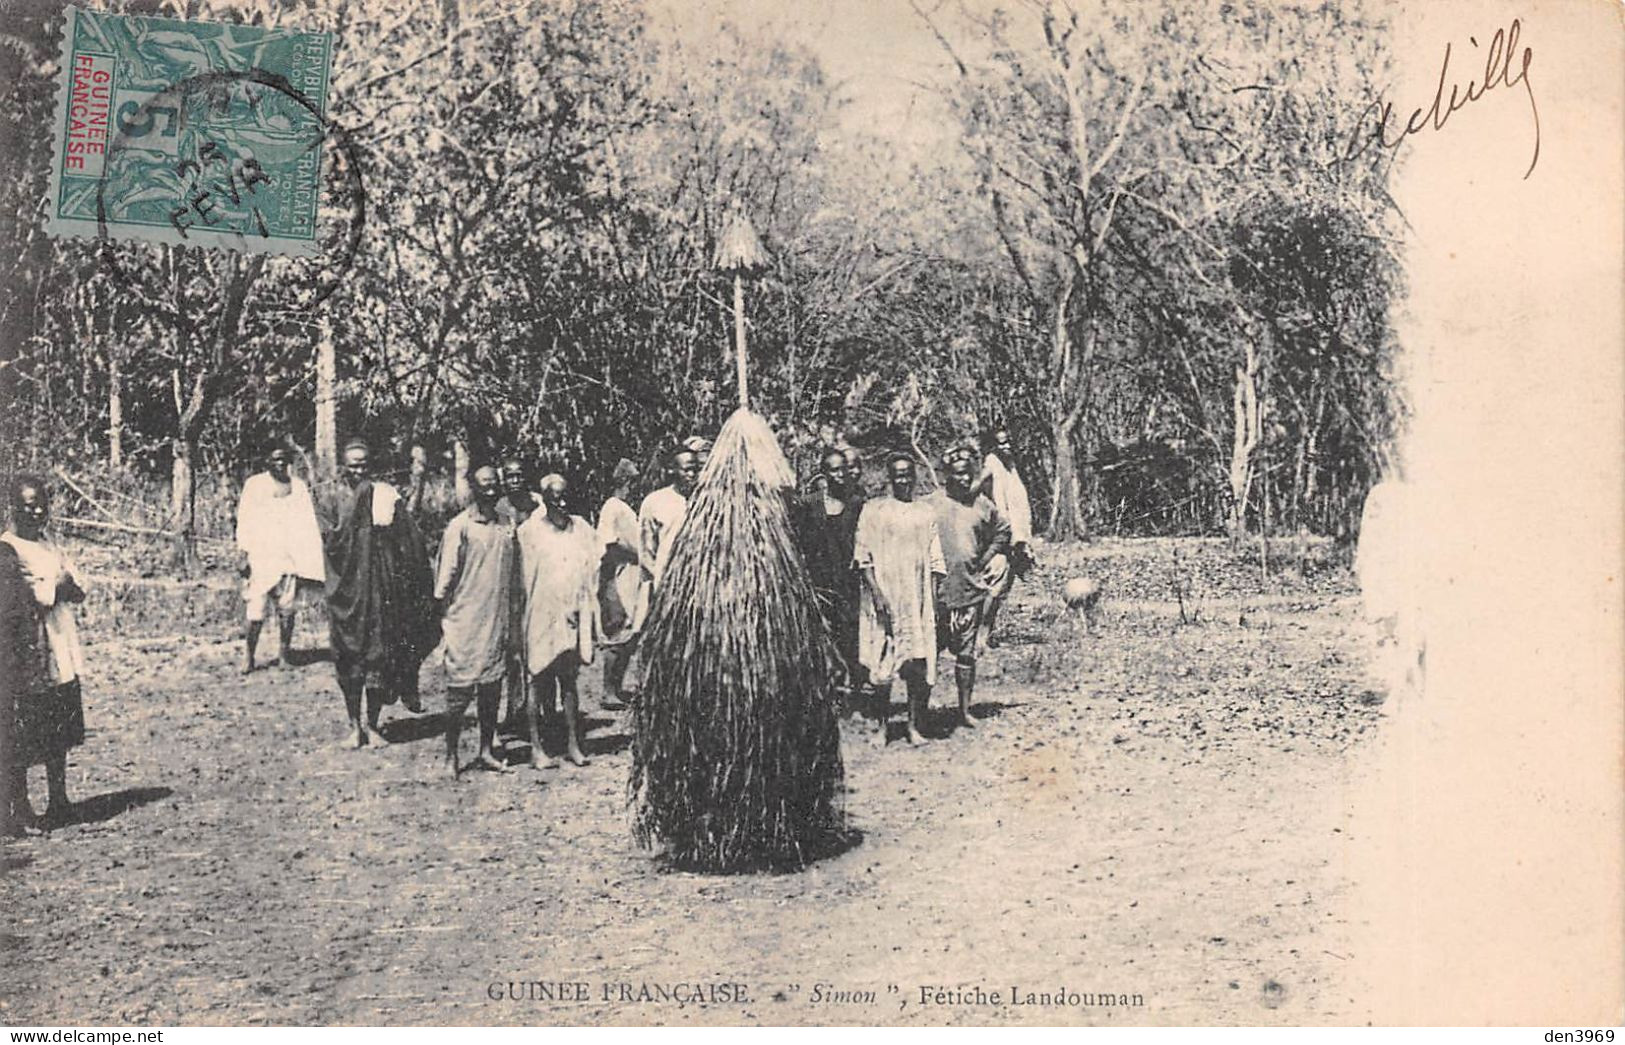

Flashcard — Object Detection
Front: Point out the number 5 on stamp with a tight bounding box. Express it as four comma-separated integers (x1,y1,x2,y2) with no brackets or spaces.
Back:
46,5,334,257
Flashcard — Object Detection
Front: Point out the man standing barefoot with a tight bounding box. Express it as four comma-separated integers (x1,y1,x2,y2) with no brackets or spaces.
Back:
978,427,1034,649
931,450,1011,732
321,438,439,749
235,442,325,673
794,447,866,702
595,458,641,710
435,465,515,777
855,454,944,745
518,474,599,768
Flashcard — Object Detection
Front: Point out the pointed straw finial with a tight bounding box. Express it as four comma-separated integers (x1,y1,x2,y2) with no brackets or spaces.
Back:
714,203,770,409
713,205,769,274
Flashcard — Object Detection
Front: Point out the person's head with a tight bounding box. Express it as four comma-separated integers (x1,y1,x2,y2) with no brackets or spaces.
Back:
821,447,851,495
611,457,639,494
887,453,917,502
945,450,977,498
470,464,500,510
266,442,293,483
986,427,1013,463
341,439,371,488
682,435,711,466
671,447,700,496
539,473,568,516
10,475,49,540
499,457,528,499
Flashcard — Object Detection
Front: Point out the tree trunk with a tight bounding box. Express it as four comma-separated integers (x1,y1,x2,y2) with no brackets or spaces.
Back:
1048,414,1085,541
107,349,123,470
314,313,337,479
408,445,428,514
170,435,196,568
453,438,470,506
1228,339,1261,540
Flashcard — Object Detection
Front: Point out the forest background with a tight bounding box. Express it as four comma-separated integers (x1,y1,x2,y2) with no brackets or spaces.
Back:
0,0,1402,563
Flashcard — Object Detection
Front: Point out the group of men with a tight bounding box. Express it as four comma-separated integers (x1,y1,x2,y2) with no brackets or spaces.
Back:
793,428,1033,744
233,437,706,776
232,425,1033,772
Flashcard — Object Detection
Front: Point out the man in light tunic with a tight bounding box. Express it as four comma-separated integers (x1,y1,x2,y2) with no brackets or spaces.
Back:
434,465,515,776
855,453,945,745
518,473,599,768
633,445,699,632
235,442,326,673
977,427,1034,648
596,457,641,709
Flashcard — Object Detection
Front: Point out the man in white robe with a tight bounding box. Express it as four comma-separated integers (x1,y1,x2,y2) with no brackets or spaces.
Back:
856,453,946,745
633,445,699,632
235,444,325,672
518,474,600,768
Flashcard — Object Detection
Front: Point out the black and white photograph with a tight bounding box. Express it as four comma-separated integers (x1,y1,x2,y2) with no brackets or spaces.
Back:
0,0,1619,1029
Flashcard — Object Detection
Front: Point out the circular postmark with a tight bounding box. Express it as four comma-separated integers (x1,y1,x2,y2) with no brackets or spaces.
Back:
94,67,365,311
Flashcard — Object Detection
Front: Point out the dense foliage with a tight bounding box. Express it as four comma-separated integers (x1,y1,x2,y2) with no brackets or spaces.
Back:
0,0,1402,552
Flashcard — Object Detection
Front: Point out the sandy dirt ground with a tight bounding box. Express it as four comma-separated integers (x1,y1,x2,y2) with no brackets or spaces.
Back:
0,538,1386,1026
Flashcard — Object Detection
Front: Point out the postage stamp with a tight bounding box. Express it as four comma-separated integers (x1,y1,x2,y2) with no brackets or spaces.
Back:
46,6,334,257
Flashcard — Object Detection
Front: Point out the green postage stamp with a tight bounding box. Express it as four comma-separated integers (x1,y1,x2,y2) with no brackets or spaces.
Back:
47,6,334,256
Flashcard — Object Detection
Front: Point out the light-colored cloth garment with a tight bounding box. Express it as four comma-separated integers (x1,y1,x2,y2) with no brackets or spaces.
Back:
597,495,641,645
371,483,399,527
930,490,1011,610
854,497,945,685
235,472,326,608
634,484,687,630
1,532,86,686
433,505,515,687
517,512,598,672
980,452,1033,545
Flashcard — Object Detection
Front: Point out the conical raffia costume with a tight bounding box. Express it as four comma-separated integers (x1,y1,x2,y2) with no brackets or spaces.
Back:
630,408,847,871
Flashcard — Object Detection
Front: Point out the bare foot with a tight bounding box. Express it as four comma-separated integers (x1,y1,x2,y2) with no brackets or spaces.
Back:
402,695,425,714
473,753,510,773
364,726,390,747
565,749,591,767
957,714,978,730
241,659,256,675
523,755,559,771
906,727,925,745
339,733,365,750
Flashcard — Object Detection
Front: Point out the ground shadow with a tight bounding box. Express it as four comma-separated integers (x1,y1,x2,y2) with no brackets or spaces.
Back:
53,786,173,828
581,730,631,758
379,711,455,744
989,629,1046,647
283,646,333,667
652,826,866,876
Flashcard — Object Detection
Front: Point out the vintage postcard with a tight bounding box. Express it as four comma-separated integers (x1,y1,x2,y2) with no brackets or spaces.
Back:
0,0,1619,1030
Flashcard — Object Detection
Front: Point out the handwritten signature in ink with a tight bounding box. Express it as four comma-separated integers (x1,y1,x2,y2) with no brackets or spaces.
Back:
1346,17,1540,180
